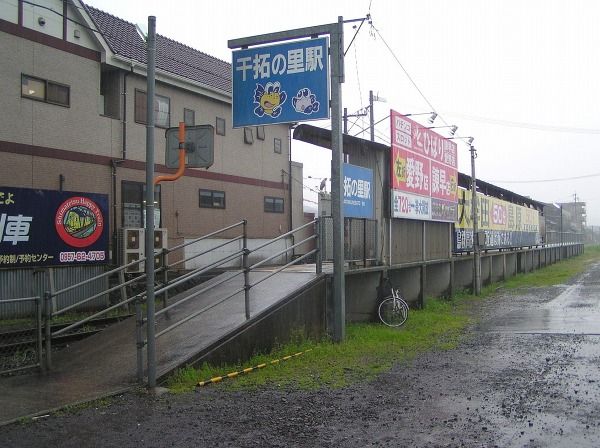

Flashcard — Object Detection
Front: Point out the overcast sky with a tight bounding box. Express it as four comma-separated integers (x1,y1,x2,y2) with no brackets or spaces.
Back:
86,0,600,224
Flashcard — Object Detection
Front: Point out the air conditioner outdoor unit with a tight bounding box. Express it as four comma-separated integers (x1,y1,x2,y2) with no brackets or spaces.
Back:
153,228,168,270
118,228,168,273
118,228,145,273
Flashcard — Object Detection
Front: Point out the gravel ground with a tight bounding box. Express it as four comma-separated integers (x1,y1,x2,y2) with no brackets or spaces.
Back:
2,267,600,448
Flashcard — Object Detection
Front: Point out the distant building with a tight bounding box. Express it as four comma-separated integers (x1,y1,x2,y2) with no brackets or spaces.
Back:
0,0,301,265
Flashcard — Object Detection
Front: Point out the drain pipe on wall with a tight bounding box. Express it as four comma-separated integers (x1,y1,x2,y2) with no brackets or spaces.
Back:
122,66,133,160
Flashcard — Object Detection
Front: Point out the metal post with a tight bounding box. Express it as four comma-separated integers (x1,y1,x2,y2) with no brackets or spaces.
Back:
330,16,346,342
369,90,375,142
43,291,52,371
145,15,157,389
118,269,128,311
315,219,322,274
161,249,169,313
36,296,43,370
135,297,144,383
363,218,367,266
343,107,348,134
47,267,56,313
470,145,481,295
243,220,250,319
560,205,563,259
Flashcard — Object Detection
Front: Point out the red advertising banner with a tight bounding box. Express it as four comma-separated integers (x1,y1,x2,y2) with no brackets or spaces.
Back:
391,147,430,196
390,109,458,222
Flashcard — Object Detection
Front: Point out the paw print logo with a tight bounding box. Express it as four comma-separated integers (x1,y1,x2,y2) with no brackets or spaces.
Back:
292,88,320,115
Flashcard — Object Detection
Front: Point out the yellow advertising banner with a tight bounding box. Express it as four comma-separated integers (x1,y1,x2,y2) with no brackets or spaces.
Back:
454,189,540,251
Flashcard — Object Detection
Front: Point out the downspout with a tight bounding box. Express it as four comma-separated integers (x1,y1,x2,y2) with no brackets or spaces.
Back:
122,67,133,160
111,159,119,265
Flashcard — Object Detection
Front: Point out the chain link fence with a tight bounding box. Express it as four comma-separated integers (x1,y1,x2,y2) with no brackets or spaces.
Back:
0,297,43,376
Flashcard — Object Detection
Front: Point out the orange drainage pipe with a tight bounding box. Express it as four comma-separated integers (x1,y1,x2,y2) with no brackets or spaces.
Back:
154,122,185,185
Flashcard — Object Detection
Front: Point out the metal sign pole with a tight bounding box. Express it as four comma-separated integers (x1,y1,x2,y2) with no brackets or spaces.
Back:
228,17,362,343
145,15,157,388
330,16,345,342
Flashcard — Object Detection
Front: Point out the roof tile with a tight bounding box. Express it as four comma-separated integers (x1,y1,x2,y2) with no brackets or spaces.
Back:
84,4,231,94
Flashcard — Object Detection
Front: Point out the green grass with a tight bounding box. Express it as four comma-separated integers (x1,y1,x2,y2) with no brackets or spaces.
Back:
166,246,600,394
168,296,473,393
501,245,600,289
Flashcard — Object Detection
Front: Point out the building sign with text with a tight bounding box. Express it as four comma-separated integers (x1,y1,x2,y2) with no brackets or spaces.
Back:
343,163,373,219
454,188,541,252
0,187,109,267
232,37,330,127
390,110,458,222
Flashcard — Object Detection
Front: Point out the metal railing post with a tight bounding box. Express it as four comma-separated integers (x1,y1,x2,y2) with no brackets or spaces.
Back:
135,297,144,383
118,269,129,311
161,249,169,313
43,291,52,371
363,218,367,267
243,220,250,319
36,296,43,371
315,219,322,274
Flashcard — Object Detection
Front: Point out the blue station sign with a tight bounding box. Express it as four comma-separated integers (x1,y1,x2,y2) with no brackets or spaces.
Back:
0,186,109,268
343,164,374,219
232,37,330,127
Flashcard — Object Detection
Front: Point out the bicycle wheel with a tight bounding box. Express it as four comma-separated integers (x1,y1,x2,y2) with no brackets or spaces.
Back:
378,297,408,327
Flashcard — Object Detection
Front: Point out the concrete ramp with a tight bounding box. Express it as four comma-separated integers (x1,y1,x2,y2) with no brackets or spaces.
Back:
0,268,325,425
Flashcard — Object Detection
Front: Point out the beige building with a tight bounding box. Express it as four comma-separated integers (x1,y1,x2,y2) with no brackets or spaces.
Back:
0,0,300,263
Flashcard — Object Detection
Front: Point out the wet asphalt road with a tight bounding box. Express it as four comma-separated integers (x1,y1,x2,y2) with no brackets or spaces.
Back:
2,262,599,447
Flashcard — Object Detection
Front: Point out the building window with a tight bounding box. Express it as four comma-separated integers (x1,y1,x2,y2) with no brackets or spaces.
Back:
243,127,254,144
100,69,120,118
256,126,265,140
274,138,282,154
264,196,284,213
199,189,226,209
21,74,70,107
134,89,170,128
184,108,195,126
216,117,226,136
122,181,161,228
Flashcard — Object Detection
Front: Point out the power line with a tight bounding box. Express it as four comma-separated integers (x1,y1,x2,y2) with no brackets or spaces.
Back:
490,172,600,184
441,111,600,134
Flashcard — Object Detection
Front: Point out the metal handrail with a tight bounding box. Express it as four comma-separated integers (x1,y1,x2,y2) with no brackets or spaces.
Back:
153,251,245,315
53,257,146,297
1,296,40,304
167,220,246,253
156,271,243,318
167,235,244,270
154,250,244,299
154,285,246,339
52,293,141,337
54,272,147,317
249,234,317,270
249,219,316,254
250,249,318,289
152,219,320,339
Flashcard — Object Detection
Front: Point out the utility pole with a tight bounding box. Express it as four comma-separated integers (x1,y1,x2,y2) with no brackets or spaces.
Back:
369,90,375,142
470,145,481,295
342,107,367,135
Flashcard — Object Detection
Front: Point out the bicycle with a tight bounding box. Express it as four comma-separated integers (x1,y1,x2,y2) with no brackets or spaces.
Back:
378,281,409,327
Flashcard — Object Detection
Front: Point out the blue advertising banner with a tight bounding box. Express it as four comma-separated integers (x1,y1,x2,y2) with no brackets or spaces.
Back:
343,164,374,218
0,187,109,268
232,37,330,127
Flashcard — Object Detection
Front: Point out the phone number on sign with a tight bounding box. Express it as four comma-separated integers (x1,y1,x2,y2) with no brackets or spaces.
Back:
59,251,106,262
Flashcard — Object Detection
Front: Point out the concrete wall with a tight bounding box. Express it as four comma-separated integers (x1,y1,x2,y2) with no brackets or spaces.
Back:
181,277,327,370
345,244,584,324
